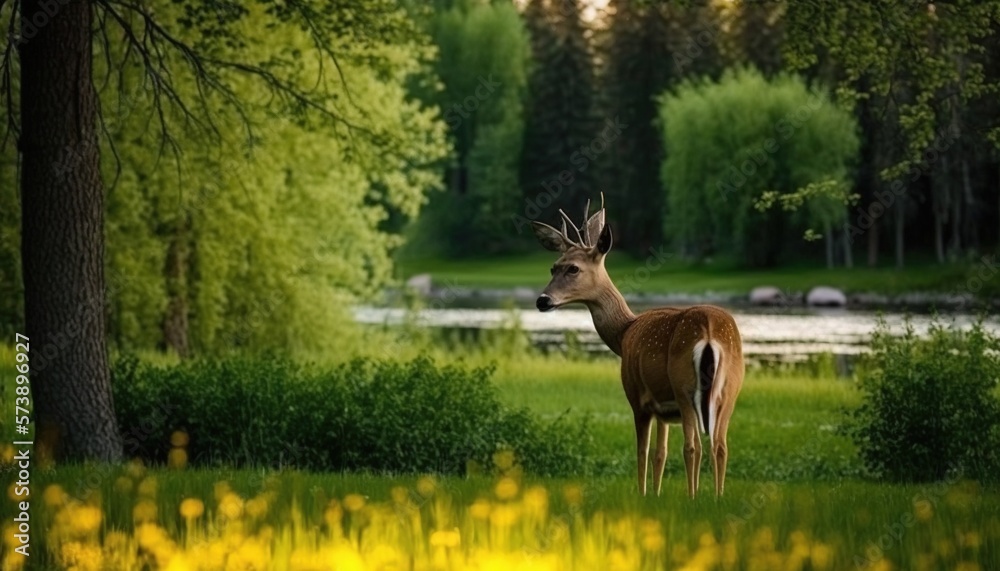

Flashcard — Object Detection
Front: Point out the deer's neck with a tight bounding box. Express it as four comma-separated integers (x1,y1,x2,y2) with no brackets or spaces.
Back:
584,279,636,357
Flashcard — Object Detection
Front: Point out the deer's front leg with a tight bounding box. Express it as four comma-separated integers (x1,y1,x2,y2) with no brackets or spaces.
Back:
633,410,653,496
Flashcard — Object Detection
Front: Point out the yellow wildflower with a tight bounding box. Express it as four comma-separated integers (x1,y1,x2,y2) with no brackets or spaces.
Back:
137,477,158,497
416,476,437,498
430,528,461,548
562,484,584,507
0,444,14,465
391,486,409,505
167,448,188,470
7,482,27,502
810,543,833,570
213,481,232,503
125,458,146,480
179,498,205,520
219,492,245,520
469,499,492,520
114,476,133,494
489,505,520,528
495,477,519,501
343,494,366,512
246,497,269,519
133,499,158,523
43,484,68,508
523,485,548,517
915,500,934,522
493,449,516,471
170,430,190,448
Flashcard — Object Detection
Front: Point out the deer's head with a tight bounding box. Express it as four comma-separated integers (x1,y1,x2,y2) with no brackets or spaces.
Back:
531,198,613,312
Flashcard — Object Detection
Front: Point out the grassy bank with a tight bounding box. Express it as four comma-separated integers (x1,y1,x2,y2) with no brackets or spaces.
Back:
490,355,861,481
4,353,998,570
398,253,970,296
8,455,999,569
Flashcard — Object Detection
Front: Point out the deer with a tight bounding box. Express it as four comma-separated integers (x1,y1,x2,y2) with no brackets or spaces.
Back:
531,198,744,497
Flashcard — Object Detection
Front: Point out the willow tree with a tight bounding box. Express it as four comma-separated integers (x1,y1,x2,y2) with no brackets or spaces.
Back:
659,69,860,267
0,0,444,461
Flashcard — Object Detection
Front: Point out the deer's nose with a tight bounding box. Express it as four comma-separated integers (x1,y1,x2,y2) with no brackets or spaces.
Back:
536,295,555,312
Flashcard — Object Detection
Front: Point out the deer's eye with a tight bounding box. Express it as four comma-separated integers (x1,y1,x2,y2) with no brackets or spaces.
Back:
550,267,556,275
567,265,580,275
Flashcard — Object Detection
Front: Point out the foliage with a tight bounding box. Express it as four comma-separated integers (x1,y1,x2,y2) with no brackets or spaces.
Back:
111,355,594,476
784,0,1000,174
780,1,1000,268
21,464,1000,571
520,0,598,219
412,1,530,256
0,0,451,355
658,68,860,266
845,318,1000,482
599,0,724,254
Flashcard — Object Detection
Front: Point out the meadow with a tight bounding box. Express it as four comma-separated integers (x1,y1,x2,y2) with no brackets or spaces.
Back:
397,253,973,296
3,351,999,570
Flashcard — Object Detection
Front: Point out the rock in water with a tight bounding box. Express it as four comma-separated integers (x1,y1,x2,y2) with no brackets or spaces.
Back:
406,273,433,296
807,286,847,307
749,286,785,306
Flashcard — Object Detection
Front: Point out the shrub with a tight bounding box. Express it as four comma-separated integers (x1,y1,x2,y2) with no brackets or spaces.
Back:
658,68,859,266
844,319,1000,482
112,355,593,476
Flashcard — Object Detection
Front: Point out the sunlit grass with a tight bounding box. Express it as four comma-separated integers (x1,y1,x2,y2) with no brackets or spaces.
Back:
5,456,998,570
2,348,997,569
397,252,970,295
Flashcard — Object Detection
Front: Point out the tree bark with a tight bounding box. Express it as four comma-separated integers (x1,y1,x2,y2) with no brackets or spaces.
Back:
162,217,190,357
895,197,905,269
19,0,123,461
866,215,879,267
842,224,854,268
824,221,834,269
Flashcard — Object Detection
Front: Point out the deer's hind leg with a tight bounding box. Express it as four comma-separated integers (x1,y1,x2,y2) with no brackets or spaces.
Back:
633,410,653,495
652,420,668,496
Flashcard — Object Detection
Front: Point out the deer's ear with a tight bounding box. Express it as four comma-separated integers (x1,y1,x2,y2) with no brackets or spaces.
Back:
532,221,569,252
596,223,613,255
585,208,605,248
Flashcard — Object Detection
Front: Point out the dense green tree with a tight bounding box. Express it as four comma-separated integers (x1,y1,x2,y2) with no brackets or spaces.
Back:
658,69,860,267
783,0,1000,265
520,0,597,221
415,1,529,255
722,0,784,77
598,0,723,255
0,0,448,460
599,0,672,255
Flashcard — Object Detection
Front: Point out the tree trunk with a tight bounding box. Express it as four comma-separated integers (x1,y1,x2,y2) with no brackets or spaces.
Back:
895,197,905,269
866,216,879,267
842,224,854,268
824,221,834,269
19,0,123,461
934,157,948,263
948,156,962,260
961,157,976,251
162,217,190,357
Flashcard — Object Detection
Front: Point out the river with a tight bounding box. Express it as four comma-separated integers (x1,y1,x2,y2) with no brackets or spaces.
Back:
353,303,1000,360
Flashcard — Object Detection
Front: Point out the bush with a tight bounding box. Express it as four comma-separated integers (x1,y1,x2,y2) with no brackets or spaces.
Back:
844,319,1000,482
112,355,593,476
658,68,859,266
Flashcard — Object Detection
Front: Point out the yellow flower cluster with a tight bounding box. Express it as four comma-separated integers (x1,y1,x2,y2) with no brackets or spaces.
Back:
20,451,994,571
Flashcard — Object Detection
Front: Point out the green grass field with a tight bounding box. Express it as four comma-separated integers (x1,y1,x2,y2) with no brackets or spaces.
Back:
4,353,999,570
398,252,971,296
